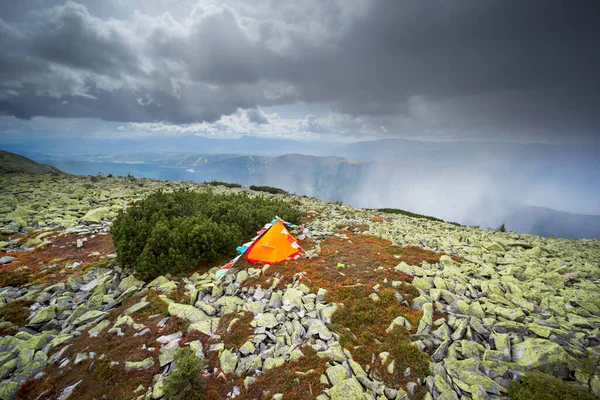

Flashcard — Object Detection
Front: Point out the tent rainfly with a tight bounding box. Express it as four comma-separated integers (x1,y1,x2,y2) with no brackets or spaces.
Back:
215,218,304,279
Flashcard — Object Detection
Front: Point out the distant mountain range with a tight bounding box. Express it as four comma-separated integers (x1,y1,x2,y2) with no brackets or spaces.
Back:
2,136,599,239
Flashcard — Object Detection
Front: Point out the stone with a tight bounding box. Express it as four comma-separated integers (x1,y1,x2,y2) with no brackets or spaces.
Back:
264,357,285,370
215,296,245,313
28,305,56,326
74,352,88,365
0,380,19,400
306,319,332,340
386,316,413,333
157,281,178,294
239,341,255,356
416,303,433,335
282,288,304,310
125,357,155,371
118,275,144,291
220,349,238,374
124,300,150,315
255,313,279,329
0,359,17,380
73,310,106,326
148,276,170,289
412,277,432,291
329,377,366,400
159,341,180,367
327,364,348,385
512,338,572,377
156,332,183,344
369,293,380,302
168,303,208,323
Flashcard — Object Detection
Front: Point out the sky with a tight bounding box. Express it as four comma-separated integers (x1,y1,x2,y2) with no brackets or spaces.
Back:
1,0,599,143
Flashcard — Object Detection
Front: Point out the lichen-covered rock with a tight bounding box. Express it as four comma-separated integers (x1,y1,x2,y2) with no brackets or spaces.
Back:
125,357,154,371
326,364,348,385
27,305,56,326
220,349,238,374
168,303,207,324
329,377,365,400
0,379,19,400
511,338,572,376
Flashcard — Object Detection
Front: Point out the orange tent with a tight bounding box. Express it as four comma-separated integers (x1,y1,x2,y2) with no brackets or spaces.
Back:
243,219,300,264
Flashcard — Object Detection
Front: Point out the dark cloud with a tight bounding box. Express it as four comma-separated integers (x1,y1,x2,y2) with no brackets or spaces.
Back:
246,108,269,125
0,0,599,142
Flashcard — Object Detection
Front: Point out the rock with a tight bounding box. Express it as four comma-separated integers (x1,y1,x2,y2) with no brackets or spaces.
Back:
282,288,304,310
118,275,144,291
0,256,16,264
215,296,245,314
73,310,106,326
306,319,332,340
369,293,380,302
148,276,170,289
412,277,432,291
590,374,600,398
28,305,56,326
0,380,19,400
512,338,572,377
125,357,154,371
236,270,248,284
239,341,255,356
157,281,178,294
220,349,238,374
124,300,150,315
327,364,348,385
159,341,179,367
156,332,183,344
74,352,88,365
320,304,337,324
254,313,279,329
386,316,413,333
88,320,111,337
264,357,285,370
152,380,164,399
416,303,433,335
329,377,366,400
0,359,17,380
168,303,208,323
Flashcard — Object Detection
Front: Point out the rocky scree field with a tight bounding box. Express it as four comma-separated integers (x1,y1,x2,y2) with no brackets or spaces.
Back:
0,173,599,400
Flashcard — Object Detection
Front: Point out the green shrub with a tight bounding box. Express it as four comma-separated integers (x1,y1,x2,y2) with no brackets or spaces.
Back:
374,207,462,226
508,371,594,400
249,185,288,195
497,223,506,232
111,189,300,280
163,347,207,400
204,180,242,189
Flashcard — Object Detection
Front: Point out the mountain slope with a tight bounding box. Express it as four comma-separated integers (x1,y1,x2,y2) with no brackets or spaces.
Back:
0,150,65,175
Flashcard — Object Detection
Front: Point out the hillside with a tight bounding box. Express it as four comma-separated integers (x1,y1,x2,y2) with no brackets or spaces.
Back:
0,150,64,175
0,174,599,400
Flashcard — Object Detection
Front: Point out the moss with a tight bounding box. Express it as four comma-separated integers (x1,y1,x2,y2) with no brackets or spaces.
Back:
330,286,429,392
238,346,328,400
0,299,34,330
0,270,30,288
216,312,254,349
508,372,594,400
163,347,207,400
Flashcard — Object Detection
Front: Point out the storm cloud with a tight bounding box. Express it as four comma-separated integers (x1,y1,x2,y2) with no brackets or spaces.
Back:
0,0,599,142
